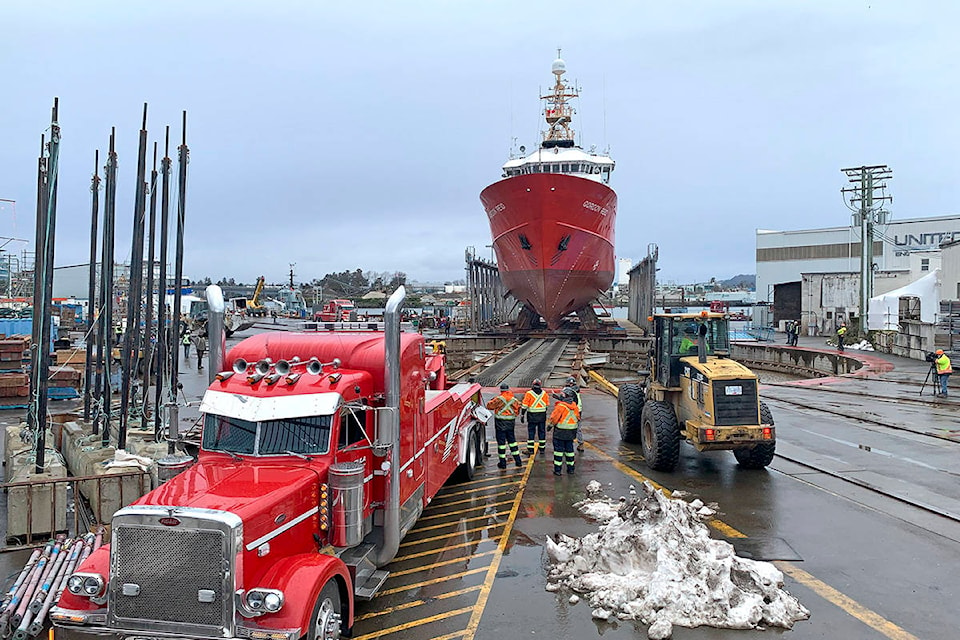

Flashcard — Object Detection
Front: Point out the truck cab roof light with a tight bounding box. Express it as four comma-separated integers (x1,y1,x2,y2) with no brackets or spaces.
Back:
215,371,235,382
265,373,282,385
285,373,301,385
247,373,265,384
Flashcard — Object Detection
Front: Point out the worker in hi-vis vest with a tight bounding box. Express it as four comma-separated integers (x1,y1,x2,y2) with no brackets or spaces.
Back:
547,388,580,476
486,383,523,469
520,378,550,455
935,349,952,397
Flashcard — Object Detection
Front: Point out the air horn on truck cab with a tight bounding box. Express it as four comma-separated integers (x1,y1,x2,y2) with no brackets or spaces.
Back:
218,356,342,385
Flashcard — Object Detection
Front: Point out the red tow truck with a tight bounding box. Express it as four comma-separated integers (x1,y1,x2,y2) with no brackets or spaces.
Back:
315,299,356,322
51,288,487,640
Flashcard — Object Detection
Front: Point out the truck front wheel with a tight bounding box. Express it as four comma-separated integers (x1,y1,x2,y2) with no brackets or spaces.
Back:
640,401,680,472
308,579,343,640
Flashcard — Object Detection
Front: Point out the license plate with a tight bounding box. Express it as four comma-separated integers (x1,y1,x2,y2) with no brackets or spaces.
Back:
725,386,742,396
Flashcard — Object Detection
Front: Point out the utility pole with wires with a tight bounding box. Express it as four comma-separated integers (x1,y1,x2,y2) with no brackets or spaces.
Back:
841,164,892,338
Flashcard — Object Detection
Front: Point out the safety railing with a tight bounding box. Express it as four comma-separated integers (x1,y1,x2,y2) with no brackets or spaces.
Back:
1,469,150,550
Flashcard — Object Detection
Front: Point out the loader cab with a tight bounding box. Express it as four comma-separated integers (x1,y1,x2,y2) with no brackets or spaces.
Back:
653,313,731,387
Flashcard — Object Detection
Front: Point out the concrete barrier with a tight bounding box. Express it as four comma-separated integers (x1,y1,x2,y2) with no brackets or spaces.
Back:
730,343,862,379
6,454,67,539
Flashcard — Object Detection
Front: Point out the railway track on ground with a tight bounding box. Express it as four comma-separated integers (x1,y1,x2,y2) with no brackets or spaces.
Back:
475,338,571,387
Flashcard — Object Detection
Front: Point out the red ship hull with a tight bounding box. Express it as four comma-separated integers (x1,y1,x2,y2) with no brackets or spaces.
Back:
480,173,616,329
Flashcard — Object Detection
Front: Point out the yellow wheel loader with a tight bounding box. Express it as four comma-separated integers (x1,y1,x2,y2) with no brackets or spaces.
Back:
618,312,776,472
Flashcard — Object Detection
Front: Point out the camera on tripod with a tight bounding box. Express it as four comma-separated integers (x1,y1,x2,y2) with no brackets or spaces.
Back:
925,352,938,363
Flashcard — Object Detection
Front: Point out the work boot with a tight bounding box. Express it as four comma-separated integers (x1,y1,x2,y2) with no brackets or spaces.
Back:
577,443,584,452
553,468,562,477
566,465,575,475
497,460,507,469
514,455,523,468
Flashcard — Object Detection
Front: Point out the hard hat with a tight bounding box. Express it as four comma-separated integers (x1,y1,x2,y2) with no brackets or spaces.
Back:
566,376,576,385
936,349,944,355
684,324,696,334
500,382,509,390
562,387,577,401
532,378,542,386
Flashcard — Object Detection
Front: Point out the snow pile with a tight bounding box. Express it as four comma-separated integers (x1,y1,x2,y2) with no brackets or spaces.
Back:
545,481,809,639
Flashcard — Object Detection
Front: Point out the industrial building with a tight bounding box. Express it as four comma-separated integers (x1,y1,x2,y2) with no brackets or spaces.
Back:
755,214,960,334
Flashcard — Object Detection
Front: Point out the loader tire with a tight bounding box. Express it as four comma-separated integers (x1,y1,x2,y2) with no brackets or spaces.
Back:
617,383,645,443
733,402,776,469
457,428,482,482
640,400,680,472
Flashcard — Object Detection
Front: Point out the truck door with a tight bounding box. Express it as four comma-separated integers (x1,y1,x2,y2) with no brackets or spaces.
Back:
335,406,374,525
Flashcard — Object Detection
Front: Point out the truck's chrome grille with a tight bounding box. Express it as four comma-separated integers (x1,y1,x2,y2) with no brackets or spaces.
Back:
712,379,759,426
111,526,226,628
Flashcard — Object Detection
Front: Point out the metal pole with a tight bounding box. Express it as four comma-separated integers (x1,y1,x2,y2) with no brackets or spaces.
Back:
168,112,189,453
155,128,171,442
100,129,118,447
83,151,100,422
142,142,158,418
27,135,47,450
35,98,60,473
119,104,148,451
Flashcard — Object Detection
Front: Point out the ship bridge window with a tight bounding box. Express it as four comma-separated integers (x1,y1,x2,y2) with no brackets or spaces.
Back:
561,163,570,172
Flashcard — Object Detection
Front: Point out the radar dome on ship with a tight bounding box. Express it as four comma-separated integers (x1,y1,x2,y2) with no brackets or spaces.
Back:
552,58,566,75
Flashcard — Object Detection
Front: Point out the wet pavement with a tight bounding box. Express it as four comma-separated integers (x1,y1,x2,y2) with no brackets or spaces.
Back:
3,324,958,639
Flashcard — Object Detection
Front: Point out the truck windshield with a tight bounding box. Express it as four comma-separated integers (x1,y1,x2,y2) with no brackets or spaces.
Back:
202,414,332,456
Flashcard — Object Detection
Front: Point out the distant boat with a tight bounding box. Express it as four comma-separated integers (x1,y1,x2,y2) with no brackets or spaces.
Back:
480,54,616,330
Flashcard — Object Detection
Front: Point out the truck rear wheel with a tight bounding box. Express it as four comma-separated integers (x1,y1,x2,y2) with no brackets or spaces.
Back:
617,383,645,443
640,401,680,472
456,428,482,482
308,579,343,640
733,402,776,469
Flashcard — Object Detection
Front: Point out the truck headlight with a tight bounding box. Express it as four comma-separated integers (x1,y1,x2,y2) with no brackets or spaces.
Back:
242,588,284,615
67,573,105,597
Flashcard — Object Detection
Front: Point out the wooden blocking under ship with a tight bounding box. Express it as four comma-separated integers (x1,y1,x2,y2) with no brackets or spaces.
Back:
0,372,29,398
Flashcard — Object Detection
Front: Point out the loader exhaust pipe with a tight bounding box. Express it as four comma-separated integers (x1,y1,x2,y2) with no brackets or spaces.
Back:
697,323,708,364
205,284,227,384
375,285,405,567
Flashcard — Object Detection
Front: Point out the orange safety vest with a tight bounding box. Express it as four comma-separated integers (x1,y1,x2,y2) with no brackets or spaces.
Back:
493,394,519,419
549,402,579,430
522,389,549,413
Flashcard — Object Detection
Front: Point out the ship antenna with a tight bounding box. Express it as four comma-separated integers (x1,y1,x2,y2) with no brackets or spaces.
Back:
541,50,578,146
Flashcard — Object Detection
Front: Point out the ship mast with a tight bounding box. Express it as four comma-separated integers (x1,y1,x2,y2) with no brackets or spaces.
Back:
541,50,578,147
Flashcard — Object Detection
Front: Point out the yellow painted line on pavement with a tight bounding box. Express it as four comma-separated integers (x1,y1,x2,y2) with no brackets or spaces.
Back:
377,567,489,597
582,441,747,538
423,489,514,511
351,606,474,640
449,473,523,489
584,437,921,639
392,536,500,564
416,499,516,523
461,450,536,640
433,479,521,500
409,512,510,536
777,562,920,640
431,632,467,640
357,586,482,621
399,523,504,549
389,550,498,578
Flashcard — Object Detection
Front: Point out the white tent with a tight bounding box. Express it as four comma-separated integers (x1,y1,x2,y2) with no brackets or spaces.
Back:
867,269,941,331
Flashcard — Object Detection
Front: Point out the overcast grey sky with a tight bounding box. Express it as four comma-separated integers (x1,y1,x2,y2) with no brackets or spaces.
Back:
2,1,958,287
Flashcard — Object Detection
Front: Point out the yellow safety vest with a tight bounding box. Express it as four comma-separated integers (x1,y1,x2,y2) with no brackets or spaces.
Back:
523,390,548,413
937,355,953,374
494,396,518,419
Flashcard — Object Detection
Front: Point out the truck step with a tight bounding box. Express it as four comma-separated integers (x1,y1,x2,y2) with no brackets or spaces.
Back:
354,569,389,601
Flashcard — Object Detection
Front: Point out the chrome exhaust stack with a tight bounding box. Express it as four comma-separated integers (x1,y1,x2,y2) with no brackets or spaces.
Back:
205,284,227,384
374,285,405,567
